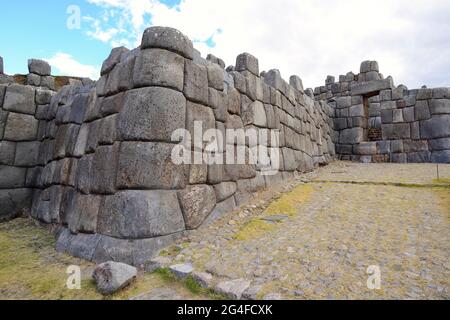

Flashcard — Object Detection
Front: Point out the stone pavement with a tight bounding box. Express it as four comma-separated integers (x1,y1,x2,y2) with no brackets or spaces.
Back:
161,162,449,299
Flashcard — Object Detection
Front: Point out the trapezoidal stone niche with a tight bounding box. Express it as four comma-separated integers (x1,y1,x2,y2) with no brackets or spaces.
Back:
3,26,336,267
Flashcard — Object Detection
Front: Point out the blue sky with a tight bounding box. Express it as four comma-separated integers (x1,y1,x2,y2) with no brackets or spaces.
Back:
0,0,449,89
0,0,183,78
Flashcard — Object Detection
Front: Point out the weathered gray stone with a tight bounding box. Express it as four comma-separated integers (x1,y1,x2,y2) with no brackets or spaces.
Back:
28,59,51,76
382,123,411,140
404,140,428,153
407,151,430,163
264,69,283,91
429,137,450,151
208,88,227,122
35,88,53,105
227,87,241,115
242,100,267,127
420,115,450,139
186,101,216,150
133,48,184,91
417,88,433,100
0,141,16,165
40,76,56,91
117,142,187,190
184,60,208,105
203,195,237,225
98,190,185,239
141,26,194,59
381,109,393,124
3,84,36,115
0,165,26,188
340,127,364,144
354,142,377,155
91,144,119,194
403,107,415,122
14,141,40,167
100,92,125,116
98,114,118,146
169,263,194,279
231,71,246,93
4,113,38,141
235,53,259,76
0,56,3,74
431,150,450,163
118,87,186,142
393,109,404,123
351,78,393,96
429,99,450,115
290,75,304,92
391,142,404,156
415,100,431,120
213,181,237,202
349,104,365,117
0,188,32,221
93,261,137,295
101,47,129,75
178,185,216,229
207,63,224,91
336,96,351,109
215,279,251,300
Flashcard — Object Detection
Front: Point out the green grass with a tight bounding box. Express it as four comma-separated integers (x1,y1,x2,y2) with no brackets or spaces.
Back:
0,218,213,300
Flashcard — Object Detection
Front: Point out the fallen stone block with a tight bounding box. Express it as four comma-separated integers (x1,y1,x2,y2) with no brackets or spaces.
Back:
169,263,194,279
93,261,137,295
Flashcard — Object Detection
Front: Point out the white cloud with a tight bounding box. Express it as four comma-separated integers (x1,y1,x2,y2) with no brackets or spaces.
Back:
84,0,450,89
45,52,100,80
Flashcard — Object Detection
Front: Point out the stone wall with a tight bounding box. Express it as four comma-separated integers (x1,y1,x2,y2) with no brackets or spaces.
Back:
1,27,335,267
0,59,56,221
314,61,450,163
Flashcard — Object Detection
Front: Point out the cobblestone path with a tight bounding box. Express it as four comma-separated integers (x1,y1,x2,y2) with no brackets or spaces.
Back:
170,162,450,299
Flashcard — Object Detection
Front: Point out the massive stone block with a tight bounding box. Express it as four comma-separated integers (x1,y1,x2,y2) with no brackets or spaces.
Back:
28,59,51,76
235,53,259,76
420,115,450,139
178,185,216,229
117,141,187,190
97,190,185,239
184,60,208,105
3,84,36,115
91,144,119,194
340,127,364,144
3,112,38,141
101,47,129,75
133,48,184,91
350,78,393,96
207,63,224,91
242,100,267,127
0,141,15,165
141,26,194,60
431,150,450,163
118,87,186,142
382,123,411,140
0,165,27,188
214,181,237,202
186,101,216,150
14,141,40,167
429,99,450,115
429,138,450,151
